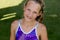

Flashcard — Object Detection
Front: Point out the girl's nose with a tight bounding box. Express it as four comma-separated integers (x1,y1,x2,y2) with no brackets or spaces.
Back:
29,12,33,17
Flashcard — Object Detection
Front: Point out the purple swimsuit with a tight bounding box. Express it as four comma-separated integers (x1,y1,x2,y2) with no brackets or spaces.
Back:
15,20,39,40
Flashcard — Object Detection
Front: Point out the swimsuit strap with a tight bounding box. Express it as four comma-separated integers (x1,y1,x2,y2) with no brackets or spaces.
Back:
18,19,39,34
15,19,21,34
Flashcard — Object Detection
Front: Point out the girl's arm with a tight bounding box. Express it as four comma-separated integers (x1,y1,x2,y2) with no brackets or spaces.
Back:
38,24,48,40
40,24,48,40
10,20,18,40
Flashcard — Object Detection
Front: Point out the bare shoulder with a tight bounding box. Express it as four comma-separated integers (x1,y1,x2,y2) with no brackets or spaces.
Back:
11,20,18,31
37,22,48,40
11,20,18,26
38,23,47,30
37,22,47,35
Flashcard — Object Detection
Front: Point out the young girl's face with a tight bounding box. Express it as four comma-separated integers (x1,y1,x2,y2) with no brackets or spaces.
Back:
24,1,41,22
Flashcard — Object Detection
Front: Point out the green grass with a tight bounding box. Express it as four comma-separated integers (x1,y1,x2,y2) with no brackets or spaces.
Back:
0,0,60,40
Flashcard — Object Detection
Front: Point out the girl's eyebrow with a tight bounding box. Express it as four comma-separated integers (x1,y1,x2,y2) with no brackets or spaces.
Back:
27,8,38,13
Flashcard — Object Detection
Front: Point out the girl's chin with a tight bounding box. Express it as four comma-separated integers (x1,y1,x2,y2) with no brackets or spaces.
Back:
24,18,33,22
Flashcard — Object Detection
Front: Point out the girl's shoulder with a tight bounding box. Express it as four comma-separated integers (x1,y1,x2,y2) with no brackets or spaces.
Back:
11,19,22,27
37,22,46,30
11,20,19,32
37,22,47,35
11,20,18,27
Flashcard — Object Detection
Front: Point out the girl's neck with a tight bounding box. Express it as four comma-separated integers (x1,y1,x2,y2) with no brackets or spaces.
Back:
22,18,36,26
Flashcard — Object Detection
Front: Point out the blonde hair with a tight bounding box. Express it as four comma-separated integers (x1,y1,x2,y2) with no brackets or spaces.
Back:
24,0,44,23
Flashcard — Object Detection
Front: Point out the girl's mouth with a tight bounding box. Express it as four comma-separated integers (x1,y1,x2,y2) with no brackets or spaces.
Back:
27,16,32,19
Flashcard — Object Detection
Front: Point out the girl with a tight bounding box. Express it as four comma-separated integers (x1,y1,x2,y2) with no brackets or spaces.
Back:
10,0,48,40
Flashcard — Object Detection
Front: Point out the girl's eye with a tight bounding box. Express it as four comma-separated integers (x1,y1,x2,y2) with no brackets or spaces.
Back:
27,9,30,11
33,11,37,14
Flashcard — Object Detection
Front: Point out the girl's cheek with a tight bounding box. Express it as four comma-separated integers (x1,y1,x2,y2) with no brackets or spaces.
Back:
34,14,38,18
25,10,30,15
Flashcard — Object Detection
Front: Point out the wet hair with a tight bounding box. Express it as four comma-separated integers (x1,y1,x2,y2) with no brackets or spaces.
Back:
24,0,44,23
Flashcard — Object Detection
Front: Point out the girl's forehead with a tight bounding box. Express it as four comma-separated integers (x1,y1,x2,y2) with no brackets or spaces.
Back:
25,1,41,11
27,1,41,6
